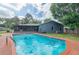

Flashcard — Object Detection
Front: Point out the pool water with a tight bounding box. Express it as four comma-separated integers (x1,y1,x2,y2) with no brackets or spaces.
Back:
13,34,66,55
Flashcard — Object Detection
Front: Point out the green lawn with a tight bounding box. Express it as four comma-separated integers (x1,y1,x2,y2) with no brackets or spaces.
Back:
45,33,79,41
0,31,6,36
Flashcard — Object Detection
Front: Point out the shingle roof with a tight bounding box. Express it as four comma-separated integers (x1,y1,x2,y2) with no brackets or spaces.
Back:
16,20,63,26
40,20,63,26
17,24,40,26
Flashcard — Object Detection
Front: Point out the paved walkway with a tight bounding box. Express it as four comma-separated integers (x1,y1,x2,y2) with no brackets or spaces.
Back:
62,39,79,55
0,33,15,55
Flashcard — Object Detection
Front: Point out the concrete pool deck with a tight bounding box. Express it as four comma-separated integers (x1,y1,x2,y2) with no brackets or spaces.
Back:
0,32,16,55
0,32,79,55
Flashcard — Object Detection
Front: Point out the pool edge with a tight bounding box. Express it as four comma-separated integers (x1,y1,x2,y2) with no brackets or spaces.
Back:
9,33,16,55
13,32,67,55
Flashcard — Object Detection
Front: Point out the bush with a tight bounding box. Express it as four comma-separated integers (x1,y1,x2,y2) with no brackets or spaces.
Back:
6,28,12,33
6,30,10,32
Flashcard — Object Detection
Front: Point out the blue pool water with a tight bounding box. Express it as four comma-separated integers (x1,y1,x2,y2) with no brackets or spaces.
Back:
13,34,66,55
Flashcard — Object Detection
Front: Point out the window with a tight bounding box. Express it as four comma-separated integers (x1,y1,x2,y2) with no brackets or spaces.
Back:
60,27,61,31
52,26,53,30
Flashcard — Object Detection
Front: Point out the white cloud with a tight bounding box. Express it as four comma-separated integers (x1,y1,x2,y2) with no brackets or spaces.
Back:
0,6,15,18
0,3,52,19
10,3,26,11
0,3,26,18
34,4,43,10
0,3,26,11
28,3,52,20
35,3,52,19
18,16,25,20
42,4,52,19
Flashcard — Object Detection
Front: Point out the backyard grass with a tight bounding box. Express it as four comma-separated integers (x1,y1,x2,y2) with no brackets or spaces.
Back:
0,31,6,36
45,33,79,41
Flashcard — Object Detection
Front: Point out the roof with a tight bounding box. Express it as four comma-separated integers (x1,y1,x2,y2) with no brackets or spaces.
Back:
40,20,63,26
16,24,40,26
0,24,5,27
51,20,63,25
64,27,70,29
15,20,63,27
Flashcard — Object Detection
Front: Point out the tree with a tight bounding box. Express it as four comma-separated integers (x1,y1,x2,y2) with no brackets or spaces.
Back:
44,18,52,23
4,16,20,29
22,13,33,24
0,18,5,24
30,19,42,24
61,12,79,30
11,16,20,25
50,3,79,34
4,18,12,29
50,3,79,19
22,13,42,24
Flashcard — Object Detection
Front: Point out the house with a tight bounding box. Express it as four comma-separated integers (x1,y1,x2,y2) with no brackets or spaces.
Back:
0,24,5,31
39,21,64,33
14,24,39,32
14,21,64,33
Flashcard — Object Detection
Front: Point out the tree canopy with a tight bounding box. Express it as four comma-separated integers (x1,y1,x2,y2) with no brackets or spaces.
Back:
4,16,20,29
50,3,79,30
44,18,52,23
21,13,41,24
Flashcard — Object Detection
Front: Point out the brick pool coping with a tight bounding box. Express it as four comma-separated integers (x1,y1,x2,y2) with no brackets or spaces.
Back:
0,32,78,55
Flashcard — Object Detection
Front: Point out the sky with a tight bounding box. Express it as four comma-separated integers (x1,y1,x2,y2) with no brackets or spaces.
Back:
0,3,52,20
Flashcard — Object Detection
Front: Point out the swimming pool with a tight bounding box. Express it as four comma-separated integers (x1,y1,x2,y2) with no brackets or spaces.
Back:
13,34,66,55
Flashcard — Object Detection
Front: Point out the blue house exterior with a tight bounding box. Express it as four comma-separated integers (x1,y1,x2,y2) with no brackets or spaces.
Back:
39,21,64,33
14,21,64,33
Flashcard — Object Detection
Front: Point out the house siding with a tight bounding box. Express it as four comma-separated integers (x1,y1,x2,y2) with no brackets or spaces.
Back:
39,21,64,33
